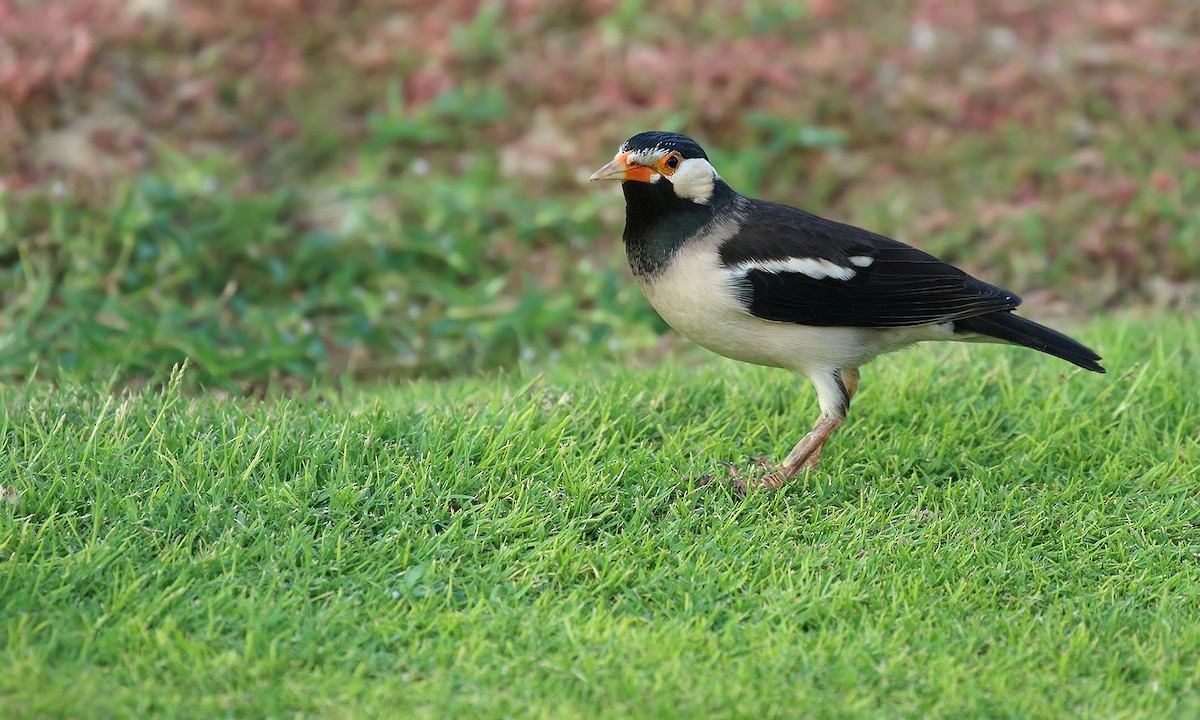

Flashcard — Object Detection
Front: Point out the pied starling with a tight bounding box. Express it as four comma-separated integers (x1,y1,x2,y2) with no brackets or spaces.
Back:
589,131,1104,492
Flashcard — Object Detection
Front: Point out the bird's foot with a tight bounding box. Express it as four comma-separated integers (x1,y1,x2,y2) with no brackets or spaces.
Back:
729,470,787,496
731,450,825,496
696,460,779,496
698,455,817,496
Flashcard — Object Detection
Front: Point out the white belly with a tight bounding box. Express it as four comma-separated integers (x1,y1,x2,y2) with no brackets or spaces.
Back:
638,249,952,375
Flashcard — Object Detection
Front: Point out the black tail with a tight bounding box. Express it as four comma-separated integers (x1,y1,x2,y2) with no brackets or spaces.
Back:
955,312,1105,373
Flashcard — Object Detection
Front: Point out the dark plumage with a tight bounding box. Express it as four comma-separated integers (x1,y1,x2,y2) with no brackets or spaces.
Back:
590,131,1104,491
620,130,710,160
724,205,1023,329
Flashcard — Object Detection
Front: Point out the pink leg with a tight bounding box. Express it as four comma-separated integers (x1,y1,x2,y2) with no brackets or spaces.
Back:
731,367,859,494
731,414,843,493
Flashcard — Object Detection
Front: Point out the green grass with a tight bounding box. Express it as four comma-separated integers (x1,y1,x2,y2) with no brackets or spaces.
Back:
0,160,660,388
2,314,1198,719
5,120,1196,388
4,2,1199,389
4,4,1197,715
4,0,1199,389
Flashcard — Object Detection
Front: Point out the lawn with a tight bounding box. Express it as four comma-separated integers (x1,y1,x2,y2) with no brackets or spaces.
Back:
3,1,1199,388
3,314,1197,719
3,2,1199,717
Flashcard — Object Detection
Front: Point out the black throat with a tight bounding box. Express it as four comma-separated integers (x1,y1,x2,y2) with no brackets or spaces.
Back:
621,177,736,278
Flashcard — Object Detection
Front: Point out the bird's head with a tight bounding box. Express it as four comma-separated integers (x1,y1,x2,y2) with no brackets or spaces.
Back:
589,131,720,205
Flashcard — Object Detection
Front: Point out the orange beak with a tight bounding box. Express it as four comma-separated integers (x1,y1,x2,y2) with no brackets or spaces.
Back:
588,151,657,183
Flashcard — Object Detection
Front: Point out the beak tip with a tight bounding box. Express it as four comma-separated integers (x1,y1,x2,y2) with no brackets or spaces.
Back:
588,157,630,183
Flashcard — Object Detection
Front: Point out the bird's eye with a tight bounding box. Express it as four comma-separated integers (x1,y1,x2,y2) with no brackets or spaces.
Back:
665,153,681,170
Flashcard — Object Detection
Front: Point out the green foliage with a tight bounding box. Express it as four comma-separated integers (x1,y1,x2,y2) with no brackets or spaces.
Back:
3,4,1197,714
2,315,1198,718
3,1,1199,387
0,144,657,387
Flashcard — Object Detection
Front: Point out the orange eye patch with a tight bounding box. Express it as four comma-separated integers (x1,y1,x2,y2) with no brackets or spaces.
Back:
658,151,683,175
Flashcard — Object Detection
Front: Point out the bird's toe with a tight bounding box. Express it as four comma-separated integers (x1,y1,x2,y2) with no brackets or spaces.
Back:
728,471,787,496
755,471,787,491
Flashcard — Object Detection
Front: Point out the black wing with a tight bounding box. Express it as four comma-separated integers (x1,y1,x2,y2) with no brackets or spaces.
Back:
722,200,1021,328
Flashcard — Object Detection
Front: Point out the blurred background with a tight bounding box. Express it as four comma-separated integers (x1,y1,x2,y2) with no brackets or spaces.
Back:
1,0,1196,391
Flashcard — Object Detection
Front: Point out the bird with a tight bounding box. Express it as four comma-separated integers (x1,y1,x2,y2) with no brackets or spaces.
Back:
589,130,1104,493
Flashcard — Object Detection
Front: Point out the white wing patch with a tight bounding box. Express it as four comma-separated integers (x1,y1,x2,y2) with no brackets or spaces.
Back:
728,257,858,281
848,255,875,267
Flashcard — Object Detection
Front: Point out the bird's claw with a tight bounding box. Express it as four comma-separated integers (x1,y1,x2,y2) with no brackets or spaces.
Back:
697,459,801,496
729,470,787,497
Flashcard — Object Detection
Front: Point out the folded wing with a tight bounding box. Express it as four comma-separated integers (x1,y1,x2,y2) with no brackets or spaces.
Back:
722,200,1021,328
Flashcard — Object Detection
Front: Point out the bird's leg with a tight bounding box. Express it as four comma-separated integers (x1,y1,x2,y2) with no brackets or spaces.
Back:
731,368,857,494
842,367,860,402
779,414,843,476
795,367,858,470
732,415,842,493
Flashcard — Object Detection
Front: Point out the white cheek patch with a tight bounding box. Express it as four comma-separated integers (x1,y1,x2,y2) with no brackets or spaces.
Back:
729,257,857,281
668,157,717,204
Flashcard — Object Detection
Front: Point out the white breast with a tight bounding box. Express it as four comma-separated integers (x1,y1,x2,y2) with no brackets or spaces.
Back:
637,221,955,375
